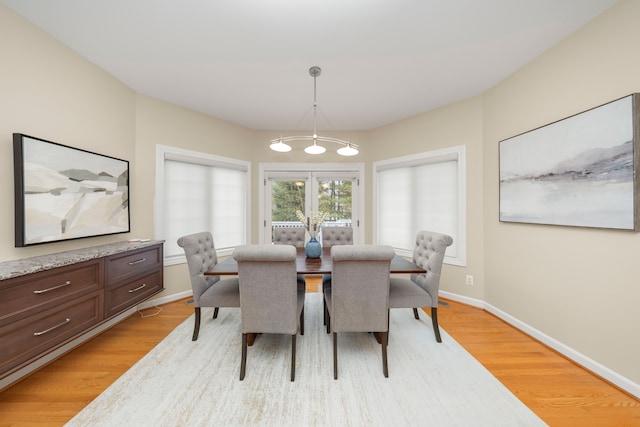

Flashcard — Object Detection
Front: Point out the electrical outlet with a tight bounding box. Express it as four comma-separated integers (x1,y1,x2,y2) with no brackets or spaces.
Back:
465,275,474,286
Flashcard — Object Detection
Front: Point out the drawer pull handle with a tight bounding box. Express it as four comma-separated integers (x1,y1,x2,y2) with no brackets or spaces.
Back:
34,318,71,336
129,283,147,293
128,258,147,266
33,280,72,294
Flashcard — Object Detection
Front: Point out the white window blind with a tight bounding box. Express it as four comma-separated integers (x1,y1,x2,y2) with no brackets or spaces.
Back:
156,145,249,264
374,146,465,266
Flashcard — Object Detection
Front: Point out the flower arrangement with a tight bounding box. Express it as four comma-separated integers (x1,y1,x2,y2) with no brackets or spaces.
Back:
295,210,329,239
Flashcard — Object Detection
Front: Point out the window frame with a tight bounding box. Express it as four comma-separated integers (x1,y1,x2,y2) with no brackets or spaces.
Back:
155,144,251,265
372,145,466,266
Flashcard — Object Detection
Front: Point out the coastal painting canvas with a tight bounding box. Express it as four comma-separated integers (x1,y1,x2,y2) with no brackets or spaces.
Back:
13,134,130,246
499,94,639,230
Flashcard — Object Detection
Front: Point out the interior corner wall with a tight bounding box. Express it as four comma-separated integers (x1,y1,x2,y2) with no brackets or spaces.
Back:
368,97,485,303
134,94,256,298
0,4,137,262
483,0,640,386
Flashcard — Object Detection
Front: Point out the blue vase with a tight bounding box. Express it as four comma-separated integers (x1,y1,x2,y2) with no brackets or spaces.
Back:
305,237,322,258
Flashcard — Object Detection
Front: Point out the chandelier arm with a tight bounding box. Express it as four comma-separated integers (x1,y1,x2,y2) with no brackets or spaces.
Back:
268,66,358,156
270,135,358,149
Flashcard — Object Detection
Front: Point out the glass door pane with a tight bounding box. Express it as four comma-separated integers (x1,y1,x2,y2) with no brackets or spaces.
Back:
317,178,352,223
269,177,307,241
315,174,356,243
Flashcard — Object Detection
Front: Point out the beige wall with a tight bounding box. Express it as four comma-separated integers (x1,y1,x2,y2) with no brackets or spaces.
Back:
1,0,638,392
134,95,256,298
0,5,136,262
368,98,485,301
482,0,640,385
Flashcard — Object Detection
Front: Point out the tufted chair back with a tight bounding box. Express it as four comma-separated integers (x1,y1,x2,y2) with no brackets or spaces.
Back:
274,227,306,248
177,231,220,306
177,231,240,341
321,226,353,247
410,230,454,307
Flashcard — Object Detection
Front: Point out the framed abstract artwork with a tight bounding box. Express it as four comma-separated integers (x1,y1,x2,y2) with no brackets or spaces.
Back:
13,133,130,246
499,94,640,230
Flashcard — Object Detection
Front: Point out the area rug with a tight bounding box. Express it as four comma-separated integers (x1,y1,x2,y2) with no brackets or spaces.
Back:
65,293,546,426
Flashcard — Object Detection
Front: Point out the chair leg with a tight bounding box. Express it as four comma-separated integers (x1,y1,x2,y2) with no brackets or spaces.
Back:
431,307,442,343
323,299,327,326
300,307,305,336
381,331,389,378
212,307,219,319
413,308,420,320
240,333,248,380
325,304,331,334
192,307,201,341
333,332,338,380
291,334,296,382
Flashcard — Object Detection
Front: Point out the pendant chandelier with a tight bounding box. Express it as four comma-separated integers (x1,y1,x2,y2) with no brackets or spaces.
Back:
269,66,359,156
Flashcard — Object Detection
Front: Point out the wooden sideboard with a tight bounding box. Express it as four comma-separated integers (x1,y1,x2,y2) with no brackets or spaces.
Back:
0,241,164,383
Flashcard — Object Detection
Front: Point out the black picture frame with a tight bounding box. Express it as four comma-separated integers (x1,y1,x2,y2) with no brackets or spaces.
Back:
13,133,130,247
499,94,640,231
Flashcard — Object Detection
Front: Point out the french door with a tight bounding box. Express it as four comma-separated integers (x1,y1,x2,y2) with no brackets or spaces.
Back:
260,164,362,244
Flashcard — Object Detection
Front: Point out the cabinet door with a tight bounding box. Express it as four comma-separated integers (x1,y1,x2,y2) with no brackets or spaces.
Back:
0,260,102,326
0,291,103,375
105,245,162,286
104,270,163,318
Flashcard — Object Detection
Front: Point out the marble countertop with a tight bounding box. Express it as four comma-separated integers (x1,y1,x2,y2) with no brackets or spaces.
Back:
0,240,164,281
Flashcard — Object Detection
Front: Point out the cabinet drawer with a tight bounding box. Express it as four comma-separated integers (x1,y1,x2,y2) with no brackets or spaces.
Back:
0,291,103,375
104,270,163,318
105,245,162,286
0,260,102,325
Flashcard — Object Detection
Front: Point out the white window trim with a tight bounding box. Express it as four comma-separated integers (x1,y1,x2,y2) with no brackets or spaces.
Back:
372,145,466,266
155,144,251,265
258,162,365,245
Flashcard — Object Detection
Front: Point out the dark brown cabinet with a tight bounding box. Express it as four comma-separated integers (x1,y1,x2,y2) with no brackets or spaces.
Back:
0,241,163,384
104,245,164,318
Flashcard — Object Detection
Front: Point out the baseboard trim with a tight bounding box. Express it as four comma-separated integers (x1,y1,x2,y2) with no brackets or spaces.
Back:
439,291,484,308
439,290,640,400
137,290,193,309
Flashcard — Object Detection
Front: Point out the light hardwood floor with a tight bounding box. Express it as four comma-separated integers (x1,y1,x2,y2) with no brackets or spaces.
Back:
0,277,639,426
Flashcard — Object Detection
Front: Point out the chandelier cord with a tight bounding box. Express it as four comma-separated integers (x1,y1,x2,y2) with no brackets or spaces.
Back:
313,69,318,141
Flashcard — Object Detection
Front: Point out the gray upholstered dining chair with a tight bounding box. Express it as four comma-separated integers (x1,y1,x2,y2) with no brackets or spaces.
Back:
274,227,307,292
321,226,353,324
233,244,305,381
324,244,395,379
273,227,306,248
177,231,240,341
321,226,353,248
388,230,453,343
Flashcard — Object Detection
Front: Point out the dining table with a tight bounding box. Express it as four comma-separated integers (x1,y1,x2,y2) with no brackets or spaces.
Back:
205,247,426,276
205,246,425,346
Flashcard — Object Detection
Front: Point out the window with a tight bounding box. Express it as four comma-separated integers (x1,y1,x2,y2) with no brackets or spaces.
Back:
373,145,466,266
155,145,250,265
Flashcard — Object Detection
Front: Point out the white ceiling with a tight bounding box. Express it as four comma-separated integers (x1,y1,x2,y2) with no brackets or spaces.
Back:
1,0,619,131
